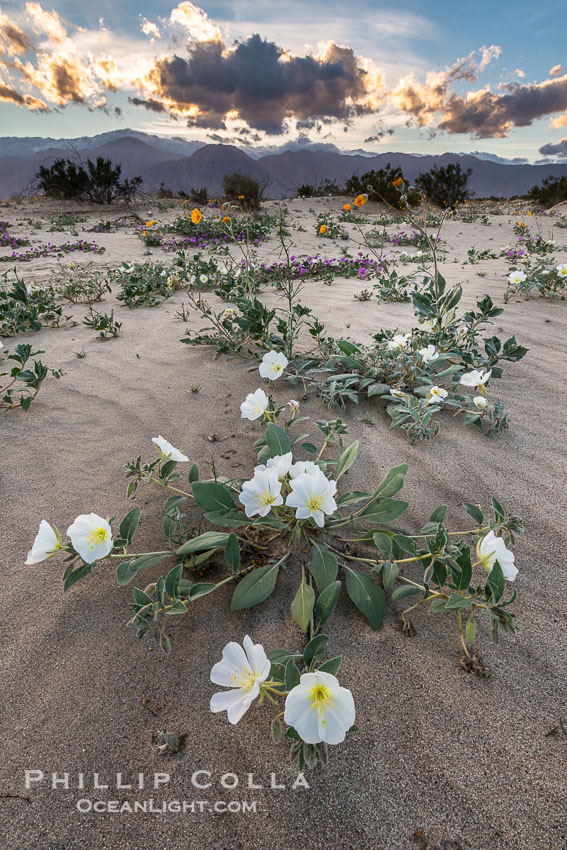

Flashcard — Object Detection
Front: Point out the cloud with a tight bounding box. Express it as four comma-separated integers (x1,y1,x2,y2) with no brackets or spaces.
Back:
0,81,47,109
25,2,66,44
439,74,567,137
514,68,525,78
0,13,33,55
549,64,562,77
144,34,383,134
141,19,162,40
551,113,567,128
128,96,168,113
539,137,567,157
169,2,221,42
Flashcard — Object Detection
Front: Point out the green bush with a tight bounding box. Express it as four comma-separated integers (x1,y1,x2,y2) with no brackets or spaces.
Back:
345,165,417,206
36,156,142,204
414,163,472,208
526,175,567,208
222,172,267,209
190,186,209,204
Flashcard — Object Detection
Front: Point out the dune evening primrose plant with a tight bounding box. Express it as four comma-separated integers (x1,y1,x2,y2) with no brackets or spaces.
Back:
284,671,355,745
210,635,271,724
239,468,284,518
460,369,492,390
259,350,288,380
67,513,113,564
476,531,518,582
241,388,269,420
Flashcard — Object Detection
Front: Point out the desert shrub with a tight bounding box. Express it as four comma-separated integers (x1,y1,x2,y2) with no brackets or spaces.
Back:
36,157,142,204
0,272,70,337
222,172,266,209
526,176,567,208
114,261,173,308
415,163,472,208
83,308,122,339
190,186,209,204
346,165,417,206
1,342,61,412
297,184,315,198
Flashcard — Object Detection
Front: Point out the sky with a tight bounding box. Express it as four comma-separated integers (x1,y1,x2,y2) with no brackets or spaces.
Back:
0,0,566,161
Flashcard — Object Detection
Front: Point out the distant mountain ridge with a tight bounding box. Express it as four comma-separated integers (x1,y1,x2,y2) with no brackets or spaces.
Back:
1,131,566,199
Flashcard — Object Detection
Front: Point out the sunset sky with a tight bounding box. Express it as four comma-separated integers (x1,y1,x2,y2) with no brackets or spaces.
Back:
1,0,566,161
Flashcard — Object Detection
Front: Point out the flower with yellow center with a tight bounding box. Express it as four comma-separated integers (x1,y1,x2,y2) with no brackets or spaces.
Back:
210,636,271,724
240,388,269,420
25,520,61,565
426,385,448,405
221,216,230,223
191,208,202,224
285,468,337,528
392,177,403,189
354,194,367,207
284,671,355,745
239,468,283,518
259,350,288,380
343,203,351,212
319,224,327,235
67,513,113,564
476,531,517,581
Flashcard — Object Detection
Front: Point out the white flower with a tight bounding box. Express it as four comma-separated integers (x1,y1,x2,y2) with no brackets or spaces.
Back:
459,369,492,388
419,344,439,364
221,308,237,322
389,388,406,399
160,270,167,278
239,468,283,518
210,635,271,724
152,435,189,462
259,350,288,380
199,274,208,284
476,531,518,582
284,671,355,745
473,396,488,410
285,469,337,528
426,385,448,405
240,388,269,420
287,399,300,417
387,333,411,352
418,318,435,331
508,270,527,284
416,250,423,257
255,452,293,481
289,460,320,479
556,263,567,278
399,250,408,258
0,340,3,351
25,520,60,565
67,513,113,564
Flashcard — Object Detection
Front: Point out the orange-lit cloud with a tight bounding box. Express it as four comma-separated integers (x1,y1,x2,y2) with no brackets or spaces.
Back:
25,2,67,43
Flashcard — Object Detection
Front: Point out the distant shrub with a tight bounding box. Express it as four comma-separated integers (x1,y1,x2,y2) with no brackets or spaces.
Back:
414,163,472,208
222,172,267,209
346,164,418,206
297,184,315,198
526,175,567,208
156,183,175,199
36,157,142,204
190,186,209,204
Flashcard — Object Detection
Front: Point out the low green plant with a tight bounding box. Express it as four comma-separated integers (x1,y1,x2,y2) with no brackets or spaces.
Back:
83,308,122,339
1,342,61,411
0,272,71,337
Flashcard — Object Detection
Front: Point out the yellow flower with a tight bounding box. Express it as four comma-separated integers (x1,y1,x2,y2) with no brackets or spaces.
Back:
221,215,230,223
191,208,202,224
343,203,351,212
392,177,403,188
143,230,147,236
319,224,327,235
238,194,245,199
354,194,367,207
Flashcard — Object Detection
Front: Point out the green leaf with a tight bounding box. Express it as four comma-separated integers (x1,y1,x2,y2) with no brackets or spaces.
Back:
63,562,93,591
444,594,474,609
315,580,341,627
317,656,342,676
188,463,200,484
367,382,391,398
392,534,418,556
188,582,217,600
373,464,408,498
372,532,393,558
344,566,385,630
291,569,315,633
119,506,141,544
336,491,371,507
303,634,329,668
271,717,283,744
463,502,484,525
167,599,188,615
265,423,291,457
224,533,240,573
359,497,408,524
203,509,249,528
176,531,230,555
165,563,183,598
487,560,505,604
429,505,448,524
428,597,447,611
466,611,476,644
334,441,359,481
128,553,167,572
381,561,399,590
231,560,281,610
116,560,138,586
308,543,338,593
192,481,235,513
391,585,421,602
285,658,301,690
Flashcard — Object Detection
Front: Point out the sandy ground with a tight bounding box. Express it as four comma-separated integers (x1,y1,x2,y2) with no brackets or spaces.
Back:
1,197,567,850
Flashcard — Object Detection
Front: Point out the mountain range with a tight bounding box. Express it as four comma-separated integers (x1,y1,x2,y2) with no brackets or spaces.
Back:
1,130,566,200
